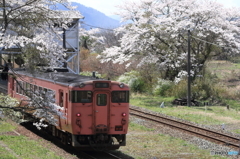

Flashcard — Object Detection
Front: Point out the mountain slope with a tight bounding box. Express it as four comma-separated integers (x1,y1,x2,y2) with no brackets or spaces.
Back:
58,2,121,30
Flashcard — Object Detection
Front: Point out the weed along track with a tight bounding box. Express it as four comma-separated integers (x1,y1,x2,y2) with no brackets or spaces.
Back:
130,106,240,150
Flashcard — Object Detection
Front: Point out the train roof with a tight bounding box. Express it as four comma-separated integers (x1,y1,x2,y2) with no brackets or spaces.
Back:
10,68,111,87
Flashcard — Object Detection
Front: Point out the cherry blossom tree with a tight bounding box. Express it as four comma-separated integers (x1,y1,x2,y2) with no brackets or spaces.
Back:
79,28,105,52
0,0,81,128
98,0,240,81
1,0,81,67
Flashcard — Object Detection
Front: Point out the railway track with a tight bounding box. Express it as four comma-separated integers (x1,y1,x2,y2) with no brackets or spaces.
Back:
81,151,123,159
130,106,240,150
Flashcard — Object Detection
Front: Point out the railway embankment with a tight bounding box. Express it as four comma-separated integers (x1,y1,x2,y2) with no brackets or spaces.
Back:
0,119,78,159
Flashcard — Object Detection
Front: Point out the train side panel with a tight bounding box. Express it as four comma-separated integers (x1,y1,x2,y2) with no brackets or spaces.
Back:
8,74,74,133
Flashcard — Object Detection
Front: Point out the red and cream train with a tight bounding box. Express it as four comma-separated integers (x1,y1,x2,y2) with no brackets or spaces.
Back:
7,68,129,150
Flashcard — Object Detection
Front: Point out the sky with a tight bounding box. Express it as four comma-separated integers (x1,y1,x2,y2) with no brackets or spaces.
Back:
69,0,240,16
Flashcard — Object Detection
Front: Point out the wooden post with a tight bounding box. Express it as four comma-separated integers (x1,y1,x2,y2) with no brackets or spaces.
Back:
187,30,191,107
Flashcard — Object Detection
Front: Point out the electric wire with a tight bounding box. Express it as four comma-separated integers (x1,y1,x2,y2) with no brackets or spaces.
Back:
80,22,116,32
80,21,127,34
190,35,236,50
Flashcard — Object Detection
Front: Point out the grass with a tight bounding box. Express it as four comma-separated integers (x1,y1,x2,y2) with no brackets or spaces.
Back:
130,94,240,126
206,60,240,70
130,93,175,107
0,146,17,159
206,60,240,80
232,129,240,134
120,122,228,159
224,99,240,110
129,122,155,131
0,135,62,159
0,120,66,159
0,120,16,133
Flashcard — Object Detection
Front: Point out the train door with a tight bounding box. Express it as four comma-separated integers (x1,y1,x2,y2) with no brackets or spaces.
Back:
65,92,68,125
58,90,64,129
93,91,109,133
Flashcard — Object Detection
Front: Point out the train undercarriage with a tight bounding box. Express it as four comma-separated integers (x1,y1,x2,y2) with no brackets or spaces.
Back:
49,125,126,150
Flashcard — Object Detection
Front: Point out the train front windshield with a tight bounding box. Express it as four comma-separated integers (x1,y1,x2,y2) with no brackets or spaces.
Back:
71,91,92,103
111,91,129,103
71,90,129,103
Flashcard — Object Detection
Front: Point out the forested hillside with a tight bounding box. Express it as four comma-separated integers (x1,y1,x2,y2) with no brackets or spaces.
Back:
57,2,121,29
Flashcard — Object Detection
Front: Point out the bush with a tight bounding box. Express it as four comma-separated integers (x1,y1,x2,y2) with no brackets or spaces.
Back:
169,79,188,98
117,71,146,93
129,77,145,93
153,78,174,96
191,72,224,101
79,71,103,78
168,70,226,104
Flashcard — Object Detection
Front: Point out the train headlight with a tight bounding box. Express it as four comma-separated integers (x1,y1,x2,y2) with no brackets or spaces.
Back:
119,83,124,88
76,113,81,117
79,83,85,88
122,113,126,117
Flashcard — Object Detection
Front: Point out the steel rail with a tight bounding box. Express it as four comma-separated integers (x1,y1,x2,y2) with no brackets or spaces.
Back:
130,107,240,150
81,151,123,159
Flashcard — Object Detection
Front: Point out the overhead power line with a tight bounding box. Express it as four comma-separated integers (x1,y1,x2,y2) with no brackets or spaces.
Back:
80,22,116,31
191,35,237,50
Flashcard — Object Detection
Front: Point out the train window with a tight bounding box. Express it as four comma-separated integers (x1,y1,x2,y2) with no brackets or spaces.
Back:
71,91,92,103
17,81,22,94
111,91,129,103
97,94,107,106
69,91,71,101
26,83,30,90
19,81,23,95
34,85,38,92
43,88,48,95
59,91,64,107
26,83,31,96
51,90,56,100
22,82,26,95
16,80,19,93
39,87,42,93
29,84,33,92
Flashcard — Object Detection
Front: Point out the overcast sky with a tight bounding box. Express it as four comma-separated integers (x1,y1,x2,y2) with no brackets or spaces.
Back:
69,0,240,16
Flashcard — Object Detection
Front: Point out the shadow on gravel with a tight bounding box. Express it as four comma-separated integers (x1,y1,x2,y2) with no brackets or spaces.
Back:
20,121,134,159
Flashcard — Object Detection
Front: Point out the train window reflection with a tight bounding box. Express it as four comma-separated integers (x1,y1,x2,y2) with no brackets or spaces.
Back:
71,91,92,103
111,91,129,103
97,94,107,106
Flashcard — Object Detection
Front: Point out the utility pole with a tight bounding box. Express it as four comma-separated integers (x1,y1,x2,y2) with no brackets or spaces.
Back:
187,30,191,107
1,0,7,66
